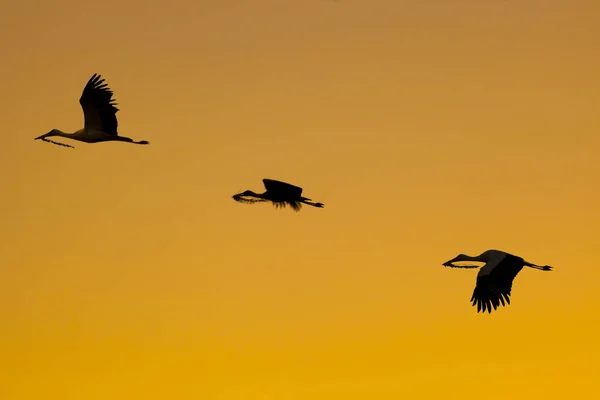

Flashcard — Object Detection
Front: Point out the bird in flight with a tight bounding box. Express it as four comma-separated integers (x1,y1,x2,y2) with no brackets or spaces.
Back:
443,249,552,313
34,74,149,148
232,178,324,211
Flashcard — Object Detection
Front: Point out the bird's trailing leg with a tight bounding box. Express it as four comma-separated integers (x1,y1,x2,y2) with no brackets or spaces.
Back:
114,136,149,145
300,198,324,208
523,261,552,271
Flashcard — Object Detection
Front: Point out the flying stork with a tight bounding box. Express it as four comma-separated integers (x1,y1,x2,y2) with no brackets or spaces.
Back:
34,73,149,148
232,178,325,211
443,249,552,313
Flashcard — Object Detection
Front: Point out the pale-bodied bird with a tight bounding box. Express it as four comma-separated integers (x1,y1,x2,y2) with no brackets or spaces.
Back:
232,179,324,211
443,249,552,313
35,74,149,148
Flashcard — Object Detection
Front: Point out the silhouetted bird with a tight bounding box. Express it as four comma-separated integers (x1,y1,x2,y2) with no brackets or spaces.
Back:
232,179,324,211
443,249,552,313
34,74,149,148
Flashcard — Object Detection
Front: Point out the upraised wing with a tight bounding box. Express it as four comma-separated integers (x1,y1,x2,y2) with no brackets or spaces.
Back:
80,74,119,134
262,179,303,198
470,254,524,313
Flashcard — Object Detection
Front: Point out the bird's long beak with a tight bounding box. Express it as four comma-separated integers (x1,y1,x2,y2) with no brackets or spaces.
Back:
34,132,51,140
232,193,252,203
442,256,459,267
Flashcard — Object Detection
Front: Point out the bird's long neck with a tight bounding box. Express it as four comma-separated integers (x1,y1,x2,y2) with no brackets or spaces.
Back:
237,190,265,200
455,254,486,263
51,130,78,138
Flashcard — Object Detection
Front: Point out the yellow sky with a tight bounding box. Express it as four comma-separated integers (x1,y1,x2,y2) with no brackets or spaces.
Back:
1,0,599,399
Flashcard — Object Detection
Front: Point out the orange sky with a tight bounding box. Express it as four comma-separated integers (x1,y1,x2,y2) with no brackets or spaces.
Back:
1,0,599,399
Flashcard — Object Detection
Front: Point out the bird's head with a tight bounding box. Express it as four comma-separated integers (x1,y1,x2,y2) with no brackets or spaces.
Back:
442,253,481,268
443,254,466,267
231,190,253,201
232,190,265,204
34,129,75,148
34,129,59,140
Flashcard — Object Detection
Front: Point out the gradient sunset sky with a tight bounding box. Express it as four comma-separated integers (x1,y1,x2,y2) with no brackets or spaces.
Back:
1,0,599,399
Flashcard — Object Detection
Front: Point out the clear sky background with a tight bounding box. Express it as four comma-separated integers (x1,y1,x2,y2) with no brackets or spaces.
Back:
1,0,599,399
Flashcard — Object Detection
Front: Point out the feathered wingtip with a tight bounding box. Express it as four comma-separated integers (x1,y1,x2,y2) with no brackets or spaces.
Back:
232,193,267,204
272,201,302,211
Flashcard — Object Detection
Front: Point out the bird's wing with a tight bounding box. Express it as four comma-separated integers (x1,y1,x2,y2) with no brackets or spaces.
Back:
262,179,303,198
287,201,302,211
79,74,119,134
471,254,524,313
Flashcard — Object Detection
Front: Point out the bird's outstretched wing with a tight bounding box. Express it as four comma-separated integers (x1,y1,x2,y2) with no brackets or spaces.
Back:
471,255,524,313
262,179,303,198
80,74,119,134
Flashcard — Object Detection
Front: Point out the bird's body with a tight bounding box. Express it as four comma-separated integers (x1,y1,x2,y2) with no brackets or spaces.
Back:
232,179,324,211
35,74,149,148
443,249,552,313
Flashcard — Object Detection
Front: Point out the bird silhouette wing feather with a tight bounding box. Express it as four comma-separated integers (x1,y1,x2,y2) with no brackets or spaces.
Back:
471,255,524,313
271,200,302,211
80,74,119,134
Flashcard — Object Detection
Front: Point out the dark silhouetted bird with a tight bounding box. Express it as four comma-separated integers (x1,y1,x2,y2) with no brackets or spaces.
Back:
232,179,324,211
35,74,149,148
443,249,552,313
